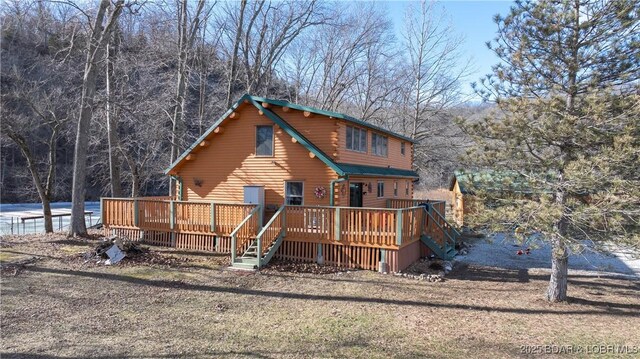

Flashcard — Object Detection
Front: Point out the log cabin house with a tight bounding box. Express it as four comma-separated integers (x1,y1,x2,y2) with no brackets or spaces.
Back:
102,95,460,272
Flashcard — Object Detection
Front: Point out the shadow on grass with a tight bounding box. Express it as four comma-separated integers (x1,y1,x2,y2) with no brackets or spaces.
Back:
44,239,95,247
0,351,273,359
23,265,640,317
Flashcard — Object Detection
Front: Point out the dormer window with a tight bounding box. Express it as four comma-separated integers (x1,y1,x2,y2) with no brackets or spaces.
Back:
372,133,388,157
346,126,367,153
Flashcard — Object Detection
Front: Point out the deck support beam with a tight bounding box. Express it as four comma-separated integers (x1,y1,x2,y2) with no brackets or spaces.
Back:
317,243,324,264
379,249,388,273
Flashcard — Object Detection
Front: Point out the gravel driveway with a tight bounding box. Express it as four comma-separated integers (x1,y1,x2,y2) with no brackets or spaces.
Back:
457,233,640,278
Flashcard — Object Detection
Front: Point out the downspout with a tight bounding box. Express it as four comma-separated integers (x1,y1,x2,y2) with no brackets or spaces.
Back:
330,176,349,206
170,175,184,201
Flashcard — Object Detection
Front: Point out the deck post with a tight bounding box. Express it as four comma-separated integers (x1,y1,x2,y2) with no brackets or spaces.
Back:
379,249,388,273
100,198,104,226
210,201,216,233
334,207,341,241
256,236,262,269
133,199,139,227
231,234,237,263
169,200,176,246
396,209,403,246
317,243,324,264
281,206,286,237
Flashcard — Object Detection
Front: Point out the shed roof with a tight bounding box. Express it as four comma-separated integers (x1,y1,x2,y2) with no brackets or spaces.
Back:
165,94,418,179
450,170,534,195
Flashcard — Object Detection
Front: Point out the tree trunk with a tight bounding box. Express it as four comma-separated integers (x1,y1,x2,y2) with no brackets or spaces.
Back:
69,0,124,237
547,239,569,301
225,0,247,108
106,26,123,197
3,130,54,233
169,0,189,197
42,199,53,233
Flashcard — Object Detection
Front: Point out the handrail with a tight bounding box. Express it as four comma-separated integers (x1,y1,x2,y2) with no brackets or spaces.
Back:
424,208,456,247
432,206,461,239
286,204,402,211
256,205,285,240
256,205,285,265
101,197,256,206
230,205,262,263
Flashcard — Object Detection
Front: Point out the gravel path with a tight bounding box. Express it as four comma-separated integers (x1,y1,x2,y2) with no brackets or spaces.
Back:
457,233,640,278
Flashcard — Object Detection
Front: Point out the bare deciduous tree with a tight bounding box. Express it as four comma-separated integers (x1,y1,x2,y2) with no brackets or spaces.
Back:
69,0,125,237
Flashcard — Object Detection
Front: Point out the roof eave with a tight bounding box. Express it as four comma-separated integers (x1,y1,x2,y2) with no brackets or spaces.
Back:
164,94,251,175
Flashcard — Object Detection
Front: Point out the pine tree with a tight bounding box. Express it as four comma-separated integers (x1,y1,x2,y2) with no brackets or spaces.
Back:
461,0,639,302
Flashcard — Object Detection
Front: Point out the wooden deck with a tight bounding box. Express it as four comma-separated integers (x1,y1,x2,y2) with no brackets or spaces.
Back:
101,197,455,272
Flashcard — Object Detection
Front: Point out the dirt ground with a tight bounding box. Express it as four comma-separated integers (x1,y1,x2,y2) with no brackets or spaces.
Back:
1,232,639,358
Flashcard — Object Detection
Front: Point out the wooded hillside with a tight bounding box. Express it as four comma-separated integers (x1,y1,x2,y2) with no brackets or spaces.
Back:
1,0,474,203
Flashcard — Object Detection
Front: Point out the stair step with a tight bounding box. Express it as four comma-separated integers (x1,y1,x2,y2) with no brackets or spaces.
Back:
231,262,258,270
233,257,258,264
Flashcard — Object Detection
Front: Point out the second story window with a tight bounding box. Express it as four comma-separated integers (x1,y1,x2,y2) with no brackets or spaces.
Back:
372,133,388,157
401,142,405,156
256,125,274,156
346,126,367,153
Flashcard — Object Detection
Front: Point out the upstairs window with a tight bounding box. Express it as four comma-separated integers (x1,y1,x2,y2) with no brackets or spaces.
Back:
256,125,274,156
285,181,304,205
377,181,384,198
346,126,367,153
372,133,388,157
401,142,406,156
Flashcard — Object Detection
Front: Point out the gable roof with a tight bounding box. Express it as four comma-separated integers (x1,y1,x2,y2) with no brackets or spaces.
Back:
165,94,418,178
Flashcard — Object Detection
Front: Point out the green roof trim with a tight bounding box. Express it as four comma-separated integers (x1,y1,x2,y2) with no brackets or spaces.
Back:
248,98,346,176
251,95,417,144
450,169,536,194
337,163,419,178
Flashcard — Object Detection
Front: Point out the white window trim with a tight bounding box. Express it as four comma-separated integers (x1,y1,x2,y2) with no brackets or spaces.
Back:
393,181,398,197
255,125,274,157
284,181,304,206
377,181,384,198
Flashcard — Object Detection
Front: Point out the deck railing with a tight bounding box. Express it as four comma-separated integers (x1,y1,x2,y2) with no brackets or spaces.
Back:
256,205,285,263
283,205,425,249
102,198,257,237
102,198,438,251
230,205,262,262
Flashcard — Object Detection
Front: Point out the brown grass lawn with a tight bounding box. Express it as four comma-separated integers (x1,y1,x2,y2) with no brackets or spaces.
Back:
1,233,639,359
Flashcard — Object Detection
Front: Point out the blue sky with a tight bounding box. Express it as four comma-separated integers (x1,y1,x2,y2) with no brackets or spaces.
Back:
385,0,515,100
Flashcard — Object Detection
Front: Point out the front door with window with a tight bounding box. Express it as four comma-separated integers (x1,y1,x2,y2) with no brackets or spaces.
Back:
349,182,363,207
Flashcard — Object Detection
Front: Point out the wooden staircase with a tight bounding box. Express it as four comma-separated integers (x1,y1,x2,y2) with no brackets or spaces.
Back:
231,205,285,270
420,204,459,260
